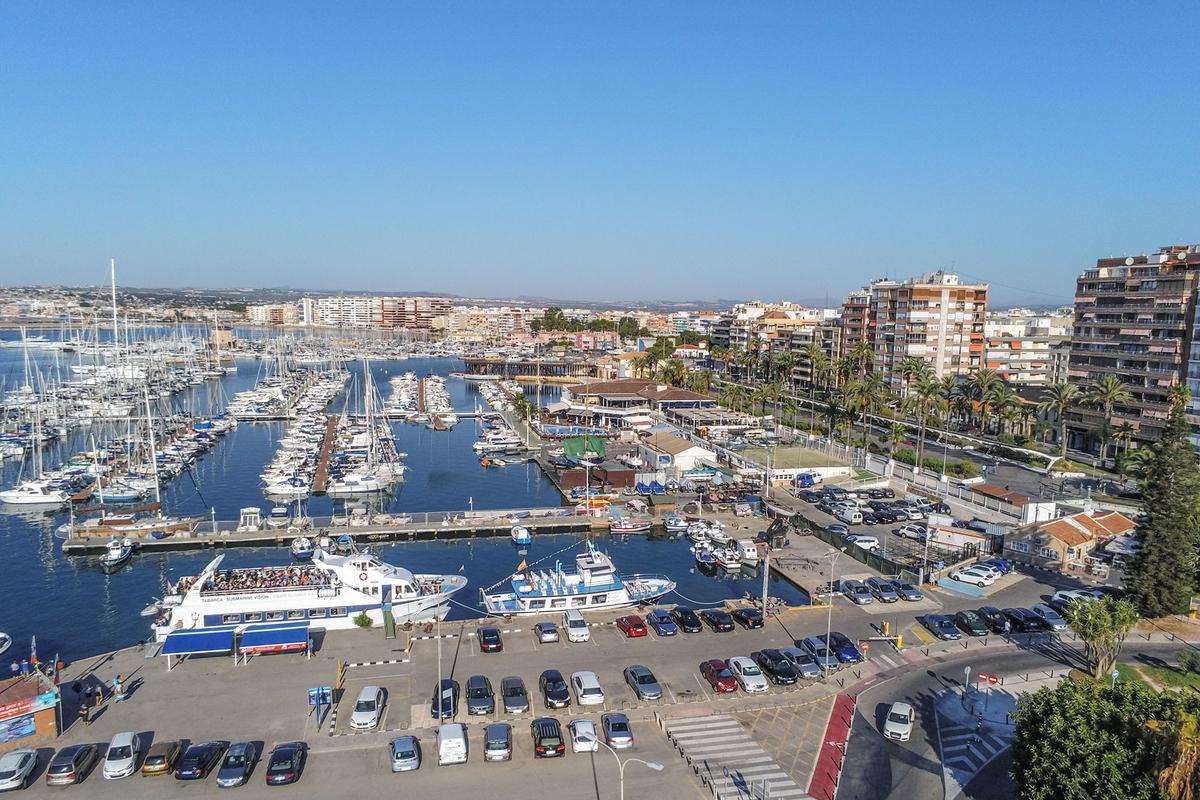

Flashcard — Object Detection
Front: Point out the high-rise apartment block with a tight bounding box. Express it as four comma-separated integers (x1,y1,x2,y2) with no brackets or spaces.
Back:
984,310,1072,385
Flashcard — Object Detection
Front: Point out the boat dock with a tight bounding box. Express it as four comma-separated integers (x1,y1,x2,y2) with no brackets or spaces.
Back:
417,378,426,413
310,415,340,494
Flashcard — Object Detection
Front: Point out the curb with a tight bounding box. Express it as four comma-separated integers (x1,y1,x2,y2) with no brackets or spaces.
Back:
345,658,409,667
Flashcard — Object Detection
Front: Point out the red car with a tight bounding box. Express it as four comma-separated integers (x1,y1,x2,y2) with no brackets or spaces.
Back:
616,615,648,638
700,659,738,693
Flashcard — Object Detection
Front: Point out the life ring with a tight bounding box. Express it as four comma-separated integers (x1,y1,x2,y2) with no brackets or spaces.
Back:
359,572,368,581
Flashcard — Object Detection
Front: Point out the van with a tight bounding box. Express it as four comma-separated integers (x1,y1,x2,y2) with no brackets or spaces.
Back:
834,507,863,525
437,723,468,766
563,610,590,643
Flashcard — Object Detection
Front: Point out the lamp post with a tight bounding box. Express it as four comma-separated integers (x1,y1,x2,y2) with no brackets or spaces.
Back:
585,737,664,800
824,546,847,680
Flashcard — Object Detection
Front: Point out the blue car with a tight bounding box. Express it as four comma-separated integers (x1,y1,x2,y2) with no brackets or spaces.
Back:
980,558,1013,575
819,632,864,664
646,609,678,636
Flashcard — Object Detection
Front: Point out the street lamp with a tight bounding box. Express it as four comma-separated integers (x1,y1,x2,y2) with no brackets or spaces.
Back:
582,737,664,800
824,546,847,680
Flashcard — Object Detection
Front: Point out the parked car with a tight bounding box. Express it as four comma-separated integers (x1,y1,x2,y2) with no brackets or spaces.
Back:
175,741,228,780
979,557,1013,575
351,685,387,729
882,702,915,742
389,736,420,772
533,622,560,643
842,580,874,605
1030,603,1069,631
45,744,99,786
826,523,850,537
866,576,899,603
216,741,258,787
954,610,990,637
701,609,735,632
623,665,663,700
798,636,840,671
616,615,648,637
798,490,821,503
971,564,1003,581
671,606,704,633
890,579,924,601
894,524,927,540
569,719,599,752
778,646,822,678
922,614,962,640
731,608,764,629
823,632,865,663
950,566,996,587
700,659,739,692
601,713,635,749
727,656,769,693
977,606,1012,634
501,675,530,713
539,669,571,709
531,718,566,758
751,649,800,684
846,534,881,552
646,608,678,636
466,675,496,715
102,732,142,780
140,740,183,777
570,671,605,706
0,750,36,791
431,678,460,720
1048,588,1105,613
484,723,512,762
479,626,504,652
1003,607,1044,633
264,742,306,785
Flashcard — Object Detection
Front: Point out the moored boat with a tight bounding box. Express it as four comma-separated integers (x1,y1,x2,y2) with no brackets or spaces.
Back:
511,525,532,546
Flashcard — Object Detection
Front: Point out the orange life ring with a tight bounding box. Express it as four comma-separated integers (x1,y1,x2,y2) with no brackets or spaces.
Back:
359,572,368,581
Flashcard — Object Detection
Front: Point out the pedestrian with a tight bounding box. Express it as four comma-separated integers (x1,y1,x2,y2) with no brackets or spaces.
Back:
8,661,17,678
71,680,82,697
19,659,29,678
113,674,125,702
78,702,89,727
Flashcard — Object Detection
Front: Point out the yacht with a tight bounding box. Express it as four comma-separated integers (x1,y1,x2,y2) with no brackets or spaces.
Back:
0,481,69,507
99,537,133,571
152,549,467,640
480,541,674,615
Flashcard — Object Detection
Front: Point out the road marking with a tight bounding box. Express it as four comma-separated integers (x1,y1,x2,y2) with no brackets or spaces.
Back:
909,623,937,645
692,674,713,701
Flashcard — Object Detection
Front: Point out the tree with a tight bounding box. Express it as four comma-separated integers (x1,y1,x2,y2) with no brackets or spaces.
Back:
849,339,874,378
1088,376,1133,468
617,316,640,340
1062,597,1139,679
1039,382,1080,458
887,422,907,457
966,368,1000,431
1011,679,1170,800
1128,389,1200,617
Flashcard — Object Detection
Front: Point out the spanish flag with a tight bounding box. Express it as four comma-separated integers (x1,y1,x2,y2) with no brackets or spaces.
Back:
517,560,527,572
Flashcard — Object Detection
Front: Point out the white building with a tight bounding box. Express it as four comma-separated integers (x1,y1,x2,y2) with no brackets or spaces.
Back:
984,309,1072,385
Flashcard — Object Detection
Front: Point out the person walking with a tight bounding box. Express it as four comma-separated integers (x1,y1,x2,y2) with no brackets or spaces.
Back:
78,702,89,727
7,661,17,678
19,659,29,678
113,674,125,702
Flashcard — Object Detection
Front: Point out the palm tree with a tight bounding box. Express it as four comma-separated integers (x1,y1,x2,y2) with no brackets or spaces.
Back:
782,397,798,428
1087,375,1132,467
849,339,874,378
773,351,799,393
887,422,907,457
1168,384,1192,414
719,383,746,412
1112,422,1136,481
966,368,1001,431
655,359,686,388
834,358,854,389
823,396,843,439
630,354,650,379
911,375,940,463
685,368,715,395
898,356,931,398
1038,382,1080,458
1123,446,1154,481
1033,419,1054,446
802,343,828,389
750,385,769,417
709,346,731,374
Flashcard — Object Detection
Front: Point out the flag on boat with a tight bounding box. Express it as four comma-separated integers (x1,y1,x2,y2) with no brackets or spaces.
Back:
29,635,36,667
516,560,527,572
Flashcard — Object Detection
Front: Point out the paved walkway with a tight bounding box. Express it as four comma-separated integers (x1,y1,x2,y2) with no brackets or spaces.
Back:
664,714,814,800
733,695,835,791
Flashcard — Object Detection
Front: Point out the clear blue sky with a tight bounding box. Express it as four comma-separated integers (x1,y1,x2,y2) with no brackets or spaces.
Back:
2,3,1196,306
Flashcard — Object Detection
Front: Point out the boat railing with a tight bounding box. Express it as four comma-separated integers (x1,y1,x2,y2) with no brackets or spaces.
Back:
199,582,332,597
623,573,675,597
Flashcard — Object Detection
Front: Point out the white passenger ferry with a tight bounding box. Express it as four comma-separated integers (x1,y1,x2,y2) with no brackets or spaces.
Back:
152,548,466,641
481,542,675,616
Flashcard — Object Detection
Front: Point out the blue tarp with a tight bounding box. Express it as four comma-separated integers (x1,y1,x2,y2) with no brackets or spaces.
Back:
161,624,239,656
239,621,310,653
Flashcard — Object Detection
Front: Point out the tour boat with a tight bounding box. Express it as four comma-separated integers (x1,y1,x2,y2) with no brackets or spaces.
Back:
480,541,675,616
99,537,133,571
152,549,467,641
511,526,533,546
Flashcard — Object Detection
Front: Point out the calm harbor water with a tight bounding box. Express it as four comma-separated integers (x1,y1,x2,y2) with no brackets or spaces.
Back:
0,332,802,661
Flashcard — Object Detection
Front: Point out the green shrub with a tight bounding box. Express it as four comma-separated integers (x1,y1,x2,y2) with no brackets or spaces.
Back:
1177,650,1200,675
354,611,373,629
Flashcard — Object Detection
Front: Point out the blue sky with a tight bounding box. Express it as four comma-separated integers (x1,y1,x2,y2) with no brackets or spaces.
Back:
2,3,1196,305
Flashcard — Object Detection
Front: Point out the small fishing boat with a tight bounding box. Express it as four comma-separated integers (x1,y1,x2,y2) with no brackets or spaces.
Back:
0,632,11,657
140,598,162,618
290,536,315,561
609,516,653,534
714,548,741,570
735,539,762,566
333,534,356,554
692,545,718,568
265,507,291,529
99,537,133,571
511,525,533,546
662,514,689,533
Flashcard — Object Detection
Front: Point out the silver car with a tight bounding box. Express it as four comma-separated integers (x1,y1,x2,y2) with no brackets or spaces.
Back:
103,732,142,780
484,723,512,762
866,577,899,603
466,675,495,715
216,741,258,788
350,685,386,729
623,664,663,700
501,676,529,713
0,750,36,791
389,735,421,772
778,646,822,678
534,622,560,643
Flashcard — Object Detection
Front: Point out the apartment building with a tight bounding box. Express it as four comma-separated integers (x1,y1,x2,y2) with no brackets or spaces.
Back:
712,302,824,351
667,310,721,336
1068,244,1200,452
296,295,451,329
984,309,1072,385
839,289,872,357
378,296,452,329
786,320,841,386
246,302,299,326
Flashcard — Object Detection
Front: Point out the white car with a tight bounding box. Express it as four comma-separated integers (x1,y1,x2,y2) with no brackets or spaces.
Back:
950,567,995,587
571,671,606,706
103,732,142,780
727,656,769,693
881,702,914,742
971,564,1002,580
350,685,386,729
568,719,599,752
894,524,927,540
846,535,880,552
0,750,36,791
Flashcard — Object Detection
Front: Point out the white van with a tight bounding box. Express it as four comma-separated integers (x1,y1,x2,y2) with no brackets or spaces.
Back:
834,506,863,525
437,723,469,766
564,610,590,643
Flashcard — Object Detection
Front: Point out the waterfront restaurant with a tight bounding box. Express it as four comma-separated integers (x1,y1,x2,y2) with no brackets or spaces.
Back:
550,379,716,427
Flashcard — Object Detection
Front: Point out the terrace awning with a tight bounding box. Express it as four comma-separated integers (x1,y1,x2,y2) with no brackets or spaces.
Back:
161,625,238,656
239,621,310,655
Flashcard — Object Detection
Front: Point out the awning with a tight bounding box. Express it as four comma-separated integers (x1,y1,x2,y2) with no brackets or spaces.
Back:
239,621,310,654
161,624,239,656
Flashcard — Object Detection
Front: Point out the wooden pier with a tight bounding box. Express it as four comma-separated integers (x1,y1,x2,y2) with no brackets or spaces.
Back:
310,415,340,494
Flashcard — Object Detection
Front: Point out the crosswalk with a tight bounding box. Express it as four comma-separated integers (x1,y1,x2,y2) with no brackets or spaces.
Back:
937,713,1012,780
665,715,813,800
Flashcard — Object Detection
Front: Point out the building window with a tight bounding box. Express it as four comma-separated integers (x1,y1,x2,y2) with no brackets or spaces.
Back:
591,594,608,605
1008,541,1029,553
1038,546,1058,560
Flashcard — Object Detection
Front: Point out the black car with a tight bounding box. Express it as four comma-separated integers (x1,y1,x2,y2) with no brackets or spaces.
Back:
264,742,306,786
932,502,951,514
531,718,565,758
1003,607,1045,633
977,606,1011,634
860,512,879,525
539,669,571,709
731,608,764,629
175,741,229,780
798,490,821,503
431,678,460,720
478,627,503,652
954,610,989,637
670,606,704,633
751,649,800,684
700,609,735,632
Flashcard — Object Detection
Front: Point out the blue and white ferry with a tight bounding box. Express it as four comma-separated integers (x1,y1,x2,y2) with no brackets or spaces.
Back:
481,542,675,615
152,548,466,641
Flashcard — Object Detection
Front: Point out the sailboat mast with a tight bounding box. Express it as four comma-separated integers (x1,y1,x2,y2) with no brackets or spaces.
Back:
110,258,120,362
144,386,162,509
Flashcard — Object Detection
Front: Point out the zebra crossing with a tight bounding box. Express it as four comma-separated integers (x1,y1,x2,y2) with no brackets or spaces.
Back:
936,712,1013,786
665,715,813,800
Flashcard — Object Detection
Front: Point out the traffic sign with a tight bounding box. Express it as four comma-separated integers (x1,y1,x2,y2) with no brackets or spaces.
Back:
988,675,999,685
861,642,870,651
